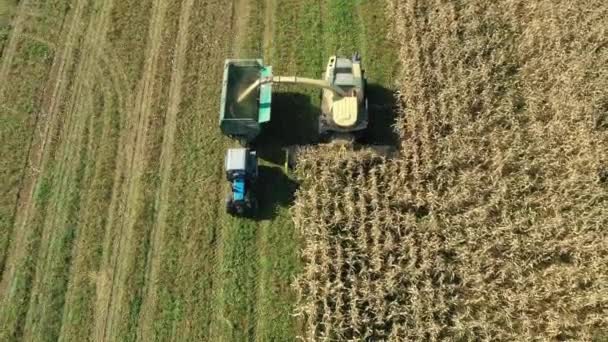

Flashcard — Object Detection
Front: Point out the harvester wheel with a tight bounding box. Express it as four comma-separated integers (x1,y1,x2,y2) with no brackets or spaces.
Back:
329,132,356,146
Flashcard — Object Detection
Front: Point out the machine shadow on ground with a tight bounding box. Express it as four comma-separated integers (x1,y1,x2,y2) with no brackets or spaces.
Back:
365,83,399,147
249,84,398,220
255,83,398,165
253,165,298,221
251,91,312,220
254,91,319,165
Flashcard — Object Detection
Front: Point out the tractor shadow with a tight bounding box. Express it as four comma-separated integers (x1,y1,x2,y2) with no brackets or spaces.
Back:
254,165,298,221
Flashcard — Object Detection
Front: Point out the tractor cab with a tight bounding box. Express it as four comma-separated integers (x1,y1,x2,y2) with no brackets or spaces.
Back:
225,148,258,216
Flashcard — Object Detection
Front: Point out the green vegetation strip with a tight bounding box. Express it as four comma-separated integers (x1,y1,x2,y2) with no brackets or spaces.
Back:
213,217,258,341
23,96,91,342
0,166,54,341
322,0,359,56
240,0,265,57
0,0,16,57
58,89,121,342
140,1,231,340
0,1,82,340
0,38,54,279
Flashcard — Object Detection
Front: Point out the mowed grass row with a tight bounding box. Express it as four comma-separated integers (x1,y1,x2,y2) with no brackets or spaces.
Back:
95,0,185,340
129,1,233,340
0,0,16,56
58,0,178,341
0,0,88,340
0,0,173,340
0,0,71,282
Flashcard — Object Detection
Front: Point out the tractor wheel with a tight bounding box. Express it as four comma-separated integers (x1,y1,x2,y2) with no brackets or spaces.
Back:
226,199,236,215
235,203,245,216
250,198,259,215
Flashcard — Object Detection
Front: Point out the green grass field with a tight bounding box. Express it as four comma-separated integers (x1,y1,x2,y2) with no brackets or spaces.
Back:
0,0,396,340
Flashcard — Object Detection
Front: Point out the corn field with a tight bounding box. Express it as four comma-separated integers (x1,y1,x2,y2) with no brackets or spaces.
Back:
292,0,608,340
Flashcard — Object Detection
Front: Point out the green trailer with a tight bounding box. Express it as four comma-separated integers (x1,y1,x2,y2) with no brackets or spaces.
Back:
219,59,272,144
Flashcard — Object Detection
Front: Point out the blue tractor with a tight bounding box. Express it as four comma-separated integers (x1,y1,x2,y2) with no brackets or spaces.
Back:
225,148,258,217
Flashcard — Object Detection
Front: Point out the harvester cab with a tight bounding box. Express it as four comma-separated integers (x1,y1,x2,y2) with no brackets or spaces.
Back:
319,52,368,141
225,148,258,217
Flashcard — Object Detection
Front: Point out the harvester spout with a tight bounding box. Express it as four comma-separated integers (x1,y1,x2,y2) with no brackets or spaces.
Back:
237,75,347,103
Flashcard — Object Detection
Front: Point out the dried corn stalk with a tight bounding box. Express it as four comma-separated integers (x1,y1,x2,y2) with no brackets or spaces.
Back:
293,0,608,340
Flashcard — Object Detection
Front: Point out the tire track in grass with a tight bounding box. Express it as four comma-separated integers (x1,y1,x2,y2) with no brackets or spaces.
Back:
98,0,169,339
22,84,93,342
97,0,184,341
0,0,86,294
57,65,122,342
91,6,154,336
0,0,32,95
160,1,233,340
117,2,184,338
54,1,125,340
135,0,191,339
76,89,122,341
20,0,116,338
0,1,91,339
91,0,153,337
